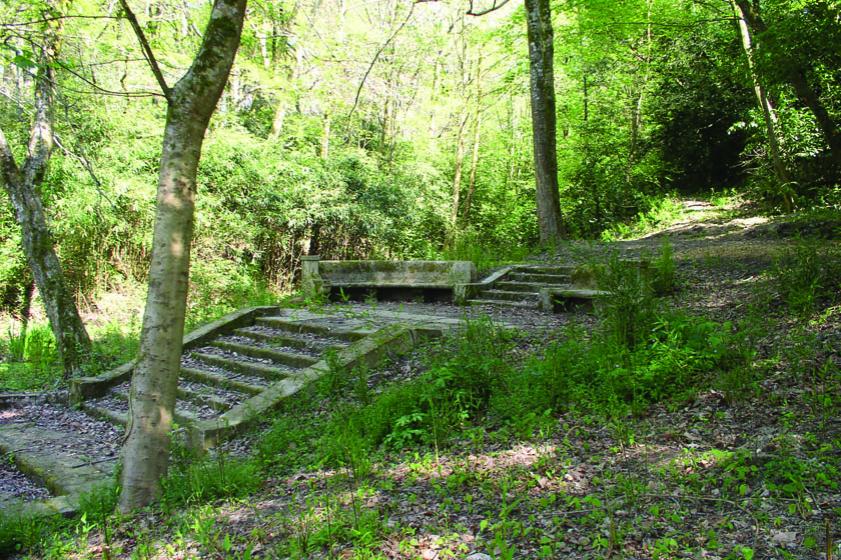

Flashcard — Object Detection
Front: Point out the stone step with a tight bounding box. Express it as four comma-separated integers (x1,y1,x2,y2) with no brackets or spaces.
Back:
255,316,366,341
176,382,239,412
210,340,318,368
180,365,266,395
506,272,570,284
477,289,539,302
191,351,295,380
0,423,115,501
511,265,574,275
495,281,569,292
81,401,128,427
232,327,349,352
548,288,609,312
467,298,539,310
109,387,204,423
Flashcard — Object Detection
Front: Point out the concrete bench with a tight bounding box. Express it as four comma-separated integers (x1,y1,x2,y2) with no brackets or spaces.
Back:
301,256,476,302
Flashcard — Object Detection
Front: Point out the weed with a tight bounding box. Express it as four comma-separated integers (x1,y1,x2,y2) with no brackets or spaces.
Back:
770,239,841,316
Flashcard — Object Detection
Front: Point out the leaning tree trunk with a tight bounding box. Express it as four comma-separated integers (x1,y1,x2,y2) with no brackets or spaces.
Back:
734,0,841,173
119,0,247,512
731,0,792,210
0,2,91,377
524,0,564,243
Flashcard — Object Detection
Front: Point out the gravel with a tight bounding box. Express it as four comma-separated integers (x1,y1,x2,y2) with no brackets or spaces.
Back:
0,460,52,502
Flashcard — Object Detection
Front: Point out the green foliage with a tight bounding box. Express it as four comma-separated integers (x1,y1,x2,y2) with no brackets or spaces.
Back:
651,239,677,295
595,254,658,350
0,483,118,556
0,323,60,390
602,196,687,241
161,453,261,507
770,240,841,316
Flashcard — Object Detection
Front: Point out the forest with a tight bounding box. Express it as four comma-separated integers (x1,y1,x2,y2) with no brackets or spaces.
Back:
0,0,840,557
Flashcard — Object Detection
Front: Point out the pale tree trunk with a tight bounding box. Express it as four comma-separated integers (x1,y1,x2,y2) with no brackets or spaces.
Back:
321,113,330,159
0,0,91,378
524,0,564,243
449,111,469,237
732,0,792,209
119,0,247,512
462,54,483,223
625,0,652,186
734,0,841,174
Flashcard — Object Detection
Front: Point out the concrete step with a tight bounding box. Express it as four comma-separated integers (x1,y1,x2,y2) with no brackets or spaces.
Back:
506,272,570,284
110,386,204,423
210,340,318,368
176,381,241,412
190,351,295,380
477,289,539,302
548,288,609,312
232,327,349,351
81,401,127,427
467,298,539,310
495,281,569,292
0,423,116,502
255,316,366,341
511,265,574,275
180,365,266,395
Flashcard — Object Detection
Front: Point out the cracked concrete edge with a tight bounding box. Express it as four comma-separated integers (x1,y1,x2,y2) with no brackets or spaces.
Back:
70,305,281,402
189,323,443,449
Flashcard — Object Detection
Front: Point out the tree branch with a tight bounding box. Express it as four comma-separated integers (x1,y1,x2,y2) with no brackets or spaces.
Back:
348,1,415,121
467,0,512,16
118,0,172,99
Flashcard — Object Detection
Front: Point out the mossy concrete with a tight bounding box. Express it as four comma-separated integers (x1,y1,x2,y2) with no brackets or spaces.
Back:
70,305,280,402
0,423,115,517
189,322,443,449
301,257,477,300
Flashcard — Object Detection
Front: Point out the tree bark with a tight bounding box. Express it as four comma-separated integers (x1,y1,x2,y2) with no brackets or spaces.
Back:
119,0,247,512
0,0,91,378
463,55,483,223
524,0,564,243
731,0,792,210
734,0,841,173
449,110,470,239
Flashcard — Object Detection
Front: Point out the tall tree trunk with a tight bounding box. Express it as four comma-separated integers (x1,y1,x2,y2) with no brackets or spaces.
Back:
321,113,331,159
463,55,483,223
625,0,652,186
449,111,469,241
0,0,91,378
524,0,564,243
734,0,841,172
731,0,792,210
119,0,247,512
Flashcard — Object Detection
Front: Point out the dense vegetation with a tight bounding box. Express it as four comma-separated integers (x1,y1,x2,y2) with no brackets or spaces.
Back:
2,0,840,321
0,0,840,556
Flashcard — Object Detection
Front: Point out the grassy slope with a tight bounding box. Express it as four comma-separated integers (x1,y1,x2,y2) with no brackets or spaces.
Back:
3,198,841,560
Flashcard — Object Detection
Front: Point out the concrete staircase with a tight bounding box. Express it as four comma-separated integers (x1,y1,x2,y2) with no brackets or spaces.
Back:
82,317,355,427
467,264,602,311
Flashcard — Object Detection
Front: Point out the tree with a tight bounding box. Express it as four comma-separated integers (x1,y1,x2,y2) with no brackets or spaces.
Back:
731,0,792,210
0,0,91,377
524,0,564,242
119,0,248,512
734,0,841,174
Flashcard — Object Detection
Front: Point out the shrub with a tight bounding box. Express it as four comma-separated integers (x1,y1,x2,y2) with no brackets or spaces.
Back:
770,240,841,316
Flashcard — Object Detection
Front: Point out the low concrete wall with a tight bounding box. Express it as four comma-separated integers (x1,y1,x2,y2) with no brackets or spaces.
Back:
70,306,281,402
301,257,476,300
